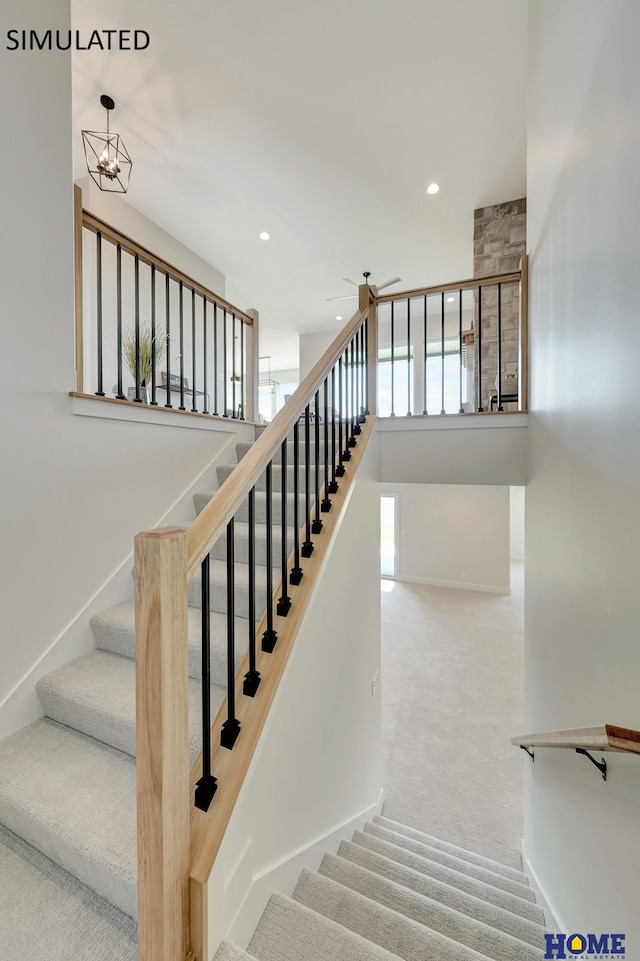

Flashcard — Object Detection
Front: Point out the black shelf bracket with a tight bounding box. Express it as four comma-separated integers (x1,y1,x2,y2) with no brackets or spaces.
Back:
520,745,535,762
576,748,607,781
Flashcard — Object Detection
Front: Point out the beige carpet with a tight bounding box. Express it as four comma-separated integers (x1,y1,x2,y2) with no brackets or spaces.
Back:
380,565,525,865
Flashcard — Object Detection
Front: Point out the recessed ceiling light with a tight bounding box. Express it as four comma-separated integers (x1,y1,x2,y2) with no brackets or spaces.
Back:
426,183,440,195
336,315,343,321
259,231,270,241
447,296,455,303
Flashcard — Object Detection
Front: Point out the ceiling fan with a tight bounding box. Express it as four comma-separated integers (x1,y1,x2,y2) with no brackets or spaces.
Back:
326,271,401,302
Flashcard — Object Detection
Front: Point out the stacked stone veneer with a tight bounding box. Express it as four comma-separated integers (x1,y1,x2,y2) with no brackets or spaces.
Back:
472,198,526,410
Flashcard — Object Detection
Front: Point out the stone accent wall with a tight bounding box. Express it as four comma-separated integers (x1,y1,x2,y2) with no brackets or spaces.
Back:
472,198,526,410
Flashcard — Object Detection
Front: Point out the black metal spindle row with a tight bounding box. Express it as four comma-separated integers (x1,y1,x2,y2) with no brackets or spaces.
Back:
87,228,248,418
194,321,369,812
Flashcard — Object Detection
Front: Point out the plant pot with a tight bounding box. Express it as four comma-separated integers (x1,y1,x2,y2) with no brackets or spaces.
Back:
127,386,151,404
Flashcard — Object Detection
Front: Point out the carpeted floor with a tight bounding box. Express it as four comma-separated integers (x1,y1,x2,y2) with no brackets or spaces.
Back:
380,564,525,866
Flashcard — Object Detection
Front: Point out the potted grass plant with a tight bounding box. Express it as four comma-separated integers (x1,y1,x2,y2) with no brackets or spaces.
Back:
122,324,166,403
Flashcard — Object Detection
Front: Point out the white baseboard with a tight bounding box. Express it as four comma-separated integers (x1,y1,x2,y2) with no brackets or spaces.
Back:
397,574,511,595
521,838,564,933
217,789,385,956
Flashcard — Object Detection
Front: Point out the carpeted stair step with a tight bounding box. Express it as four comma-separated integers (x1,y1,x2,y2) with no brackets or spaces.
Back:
236,440,326,465
214,943,256,961
217,462,318,493
363,822,535,902
337,842,547,947
194,489,301,526
248,893,404,961
36,650,226,764
373,815,525,880
293,869,498,961
209,520,296,567
0,719,137,919
350,832,544,924
318,854,546,959
188,558,281,618
0,823,137,961
91,601,249,682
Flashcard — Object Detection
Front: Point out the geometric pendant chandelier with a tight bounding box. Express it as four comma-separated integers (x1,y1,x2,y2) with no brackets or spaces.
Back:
82,94,132,193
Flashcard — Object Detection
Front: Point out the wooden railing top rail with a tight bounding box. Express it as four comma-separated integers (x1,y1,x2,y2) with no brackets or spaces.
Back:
375,269,522,304
82,209,253,325
185,303,368,579
512,724,640,755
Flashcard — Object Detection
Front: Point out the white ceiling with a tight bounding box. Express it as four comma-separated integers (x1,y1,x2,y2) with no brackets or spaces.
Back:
72,0,527,369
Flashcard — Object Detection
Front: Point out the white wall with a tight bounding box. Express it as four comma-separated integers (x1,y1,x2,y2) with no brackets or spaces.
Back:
509,487,525,560
299,328,340,379
207,434,382,956
0,26,254,737
526,0,640,942
382,484,510,593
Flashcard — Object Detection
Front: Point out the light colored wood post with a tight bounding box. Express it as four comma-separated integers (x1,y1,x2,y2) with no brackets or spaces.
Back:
519,254,529,412
74,183,84,393
245,308,259,422
135,527,191,961
362,284,378,415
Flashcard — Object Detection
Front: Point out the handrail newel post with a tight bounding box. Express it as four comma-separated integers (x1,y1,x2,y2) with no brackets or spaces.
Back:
246,308,260,422
73,184,84,394
518,255,529,413
364,284,378,416
135,527,191,961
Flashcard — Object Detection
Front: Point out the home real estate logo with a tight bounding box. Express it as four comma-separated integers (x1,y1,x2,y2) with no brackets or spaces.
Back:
545,933,626,959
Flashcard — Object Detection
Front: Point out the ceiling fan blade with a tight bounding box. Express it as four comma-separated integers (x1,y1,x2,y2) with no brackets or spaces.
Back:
326,293,358,302
342,277,359,288
377,276,402,291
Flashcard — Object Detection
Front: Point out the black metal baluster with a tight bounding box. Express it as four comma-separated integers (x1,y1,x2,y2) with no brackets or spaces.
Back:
458,290,464,413
440,291,445,415
194,554,217,811
348,340,357,447
341,350,351,462
164,274,172,408
221,519,241,749
497,284,503,411
302,406,314,555
276,440,291,615
321,377,331,511
134,255,141,401
337,354,346,474
213,302,218,415
240,319,245,420
203,299,209,414
354,330,361,435
361,323,366,420
423,295,428,415
364,316,370,415
328,365,338,494
115,244,125,399
312,391,323,533
191,290,197,412
232,314,237,418
262,462,278,652
477,286,484,411
243,488,261,696
390,301,396,416
291,423,303,583
150,265,157,405
179,282,186,410
95,232,105,395
406,299,412,415
223,308,228,416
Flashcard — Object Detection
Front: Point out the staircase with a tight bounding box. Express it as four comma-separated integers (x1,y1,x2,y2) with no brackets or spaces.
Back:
0,426,316,956
215,815,548,961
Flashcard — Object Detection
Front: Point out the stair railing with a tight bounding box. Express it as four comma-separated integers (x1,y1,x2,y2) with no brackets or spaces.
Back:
374,256,528,416
72,185,259,420
134,284,377,961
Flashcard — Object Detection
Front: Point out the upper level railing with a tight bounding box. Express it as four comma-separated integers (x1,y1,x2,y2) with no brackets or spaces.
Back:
72,185,258,421
374,257,528,416
134,286,376,961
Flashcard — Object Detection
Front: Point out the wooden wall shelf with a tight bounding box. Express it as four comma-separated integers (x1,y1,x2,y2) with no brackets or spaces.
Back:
512,725,640,781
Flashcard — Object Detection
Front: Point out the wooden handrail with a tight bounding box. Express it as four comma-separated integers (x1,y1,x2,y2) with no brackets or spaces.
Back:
81,209,253,326
512,724,640,755
375,269,521,304
185,301,369,578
